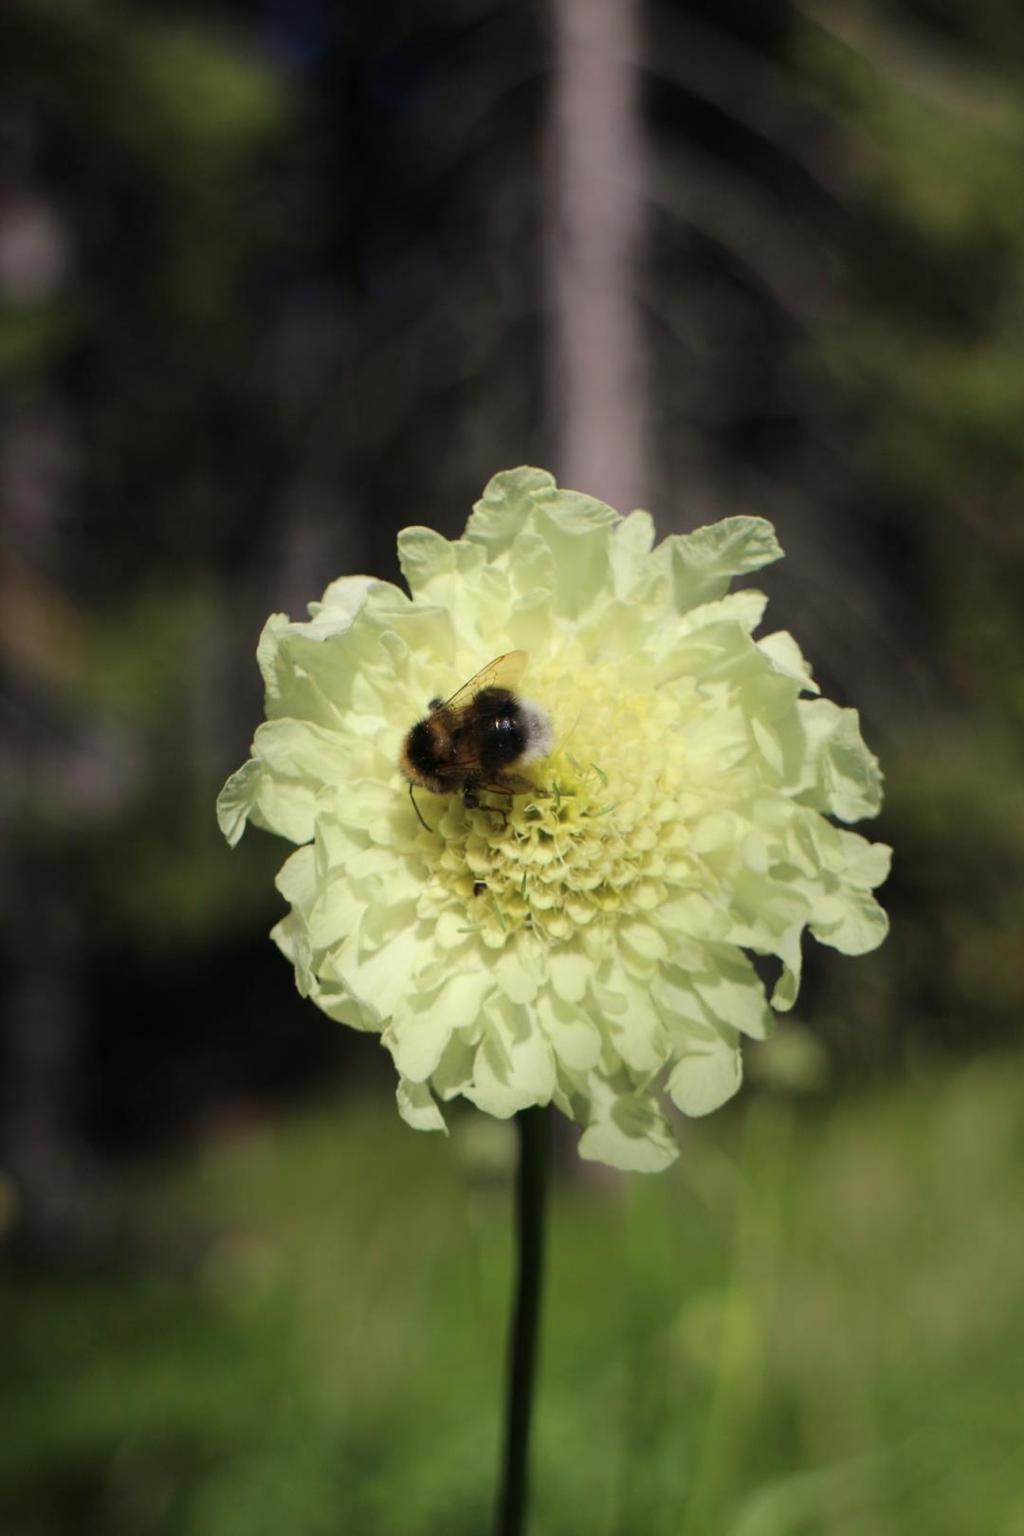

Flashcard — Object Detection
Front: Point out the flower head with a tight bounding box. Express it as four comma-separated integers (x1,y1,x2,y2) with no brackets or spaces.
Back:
218,468,890,1171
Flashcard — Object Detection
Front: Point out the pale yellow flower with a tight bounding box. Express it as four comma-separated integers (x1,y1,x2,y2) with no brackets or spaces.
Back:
217,468,890,1170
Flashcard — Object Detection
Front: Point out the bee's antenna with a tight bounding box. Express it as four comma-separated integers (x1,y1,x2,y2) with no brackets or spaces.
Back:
409,781,433,833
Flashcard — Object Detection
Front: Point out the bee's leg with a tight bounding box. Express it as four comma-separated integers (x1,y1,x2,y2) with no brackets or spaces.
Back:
474,784,509,829
409,782,433,832
463,784,480,811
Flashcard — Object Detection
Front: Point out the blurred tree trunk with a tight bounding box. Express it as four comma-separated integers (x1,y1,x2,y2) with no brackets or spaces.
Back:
3,861,104,1256
0,154,106,1256
547,0,647,511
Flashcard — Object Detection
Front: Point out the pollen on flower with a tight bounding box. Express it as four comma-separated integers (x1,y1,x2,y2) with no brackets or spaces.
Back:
425,657,692,950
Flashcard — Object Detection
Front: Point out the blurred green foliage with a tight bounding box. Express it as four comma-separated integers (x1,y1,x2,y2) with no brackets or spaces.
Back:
4,1064,1023,1536
793,4,1024,1060
3,3,1024,1523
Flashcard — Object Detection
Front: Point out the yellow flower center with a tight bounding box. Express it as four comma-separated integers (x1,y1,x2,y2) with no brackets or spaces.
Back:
430,656,691,948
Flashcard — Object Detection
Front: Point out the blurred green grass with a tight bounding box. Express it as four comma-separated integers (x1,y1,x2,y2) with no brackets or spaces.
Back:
3,1059,1024,1536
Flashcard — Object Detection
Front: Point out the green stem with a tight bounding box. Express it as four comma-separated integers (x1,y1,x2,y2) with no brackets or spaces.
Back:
496,1105,551,1536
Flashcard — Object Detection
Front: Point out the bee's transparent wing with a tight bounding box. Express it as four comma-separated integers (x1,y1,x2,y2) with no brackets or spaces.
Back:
435,650,529,714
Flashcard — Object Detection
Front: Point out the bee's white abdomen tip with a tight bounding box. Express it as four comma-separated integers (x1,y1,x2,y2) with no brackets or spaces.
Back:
520,701,554,763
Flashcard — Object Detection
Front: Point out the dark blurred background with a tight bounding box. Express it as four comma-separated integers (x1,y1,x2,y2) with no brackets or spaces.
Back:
2,1,1023,1533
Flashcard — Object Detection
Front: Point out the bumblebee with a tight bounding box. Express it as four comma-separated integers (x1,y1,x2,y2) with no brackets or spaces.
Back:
400,650,553,828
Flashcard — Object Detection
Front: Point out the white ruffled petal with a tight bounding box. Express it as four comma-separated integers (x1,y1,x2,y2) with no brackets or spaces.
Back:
396,1077,447,1133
